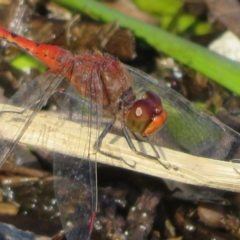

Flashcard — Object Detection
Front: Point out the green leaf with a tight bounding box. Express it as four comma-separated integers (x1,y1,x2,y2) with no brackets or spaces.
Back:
10,54,46,72
194,22,212,35
133,0,182,15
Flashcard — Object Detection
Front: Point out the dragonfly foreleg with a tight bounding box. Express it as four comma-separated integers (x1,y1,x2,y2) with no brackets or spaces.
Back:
122,127,170,169
94,123,136,167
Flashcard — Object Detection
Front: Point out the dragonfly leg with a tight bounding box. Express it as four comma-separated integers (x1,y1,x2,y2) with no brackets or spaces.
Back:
94,123,136,167
122,127,170,169
94,122,112,151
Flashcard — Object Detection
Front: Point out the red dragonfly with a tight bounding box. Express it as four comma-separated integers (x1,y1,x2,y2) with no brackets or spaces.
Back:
0,26,168,239
0,26,240,240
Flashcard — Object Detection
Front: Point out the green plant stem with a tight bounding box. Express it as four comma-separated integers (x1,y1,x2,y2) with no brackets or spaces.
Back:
53,0,240,95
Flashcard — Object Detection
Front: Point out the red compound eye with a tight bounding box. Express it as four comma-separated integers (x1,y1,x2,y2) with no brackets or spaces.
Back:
125,91,167,136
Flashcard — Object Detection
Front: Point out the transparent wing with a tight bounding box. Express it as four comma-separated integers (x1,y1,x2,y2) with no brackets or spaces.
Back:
52,77,103,240
0,68,101,239
0,71,64,167
54,155,96,240
125,65,240,161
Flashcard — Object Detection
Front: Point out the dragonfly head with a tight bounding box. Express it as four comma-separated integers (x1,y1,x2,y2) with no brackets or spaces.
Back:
125,91,167,136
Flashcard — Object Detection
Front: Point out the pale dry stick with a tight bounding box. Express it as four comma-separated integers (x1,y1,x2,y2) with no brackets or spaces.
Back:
0,103,239,192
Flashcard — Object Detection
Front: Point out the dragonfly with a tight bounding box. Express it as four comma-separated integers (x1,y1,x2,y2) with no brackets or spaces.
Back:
0,26,168,239
0,26,240,240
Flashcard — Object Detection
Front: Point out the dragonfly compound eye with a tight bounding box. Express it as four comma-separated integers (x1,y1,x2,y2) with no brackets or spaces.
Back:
125,92,167,136
125,99,156,134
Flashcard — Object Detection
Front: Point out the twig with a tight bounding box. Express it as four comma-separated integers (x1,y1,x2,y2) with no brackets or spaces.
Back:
0,104,239,192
